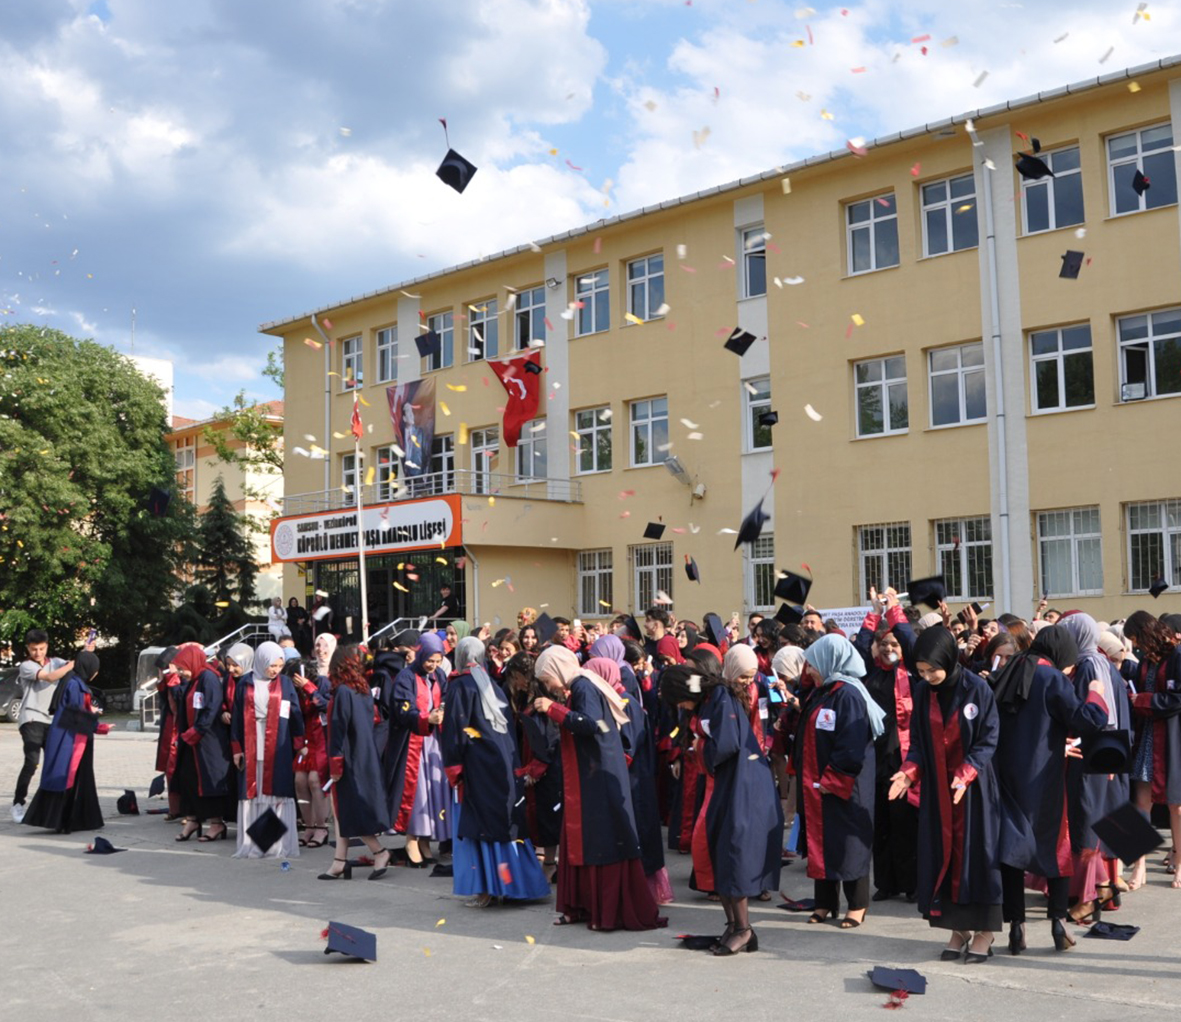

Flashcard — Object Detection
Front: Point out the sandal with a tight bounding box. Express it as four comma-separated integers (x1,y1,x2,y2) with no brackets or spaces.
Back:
839,913,865,929
198,822,228,842
175,819,201,842
807,911,830,924
757,890,773,902
465,894,493,908
306,828,329,848
554,914,580,926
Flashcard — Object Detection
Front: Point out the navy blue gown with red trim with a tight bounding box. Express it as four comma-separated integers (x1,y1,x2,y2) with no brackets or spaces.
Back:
327,685,390,839
386,663,444,833
230,673,305,800
619,663,665,878
175,668,232,817
1127,651,1181,805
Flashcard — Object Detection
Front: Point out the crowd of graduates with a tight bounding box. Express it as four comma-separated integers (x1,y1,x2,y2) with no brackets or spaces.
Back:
12,588,1181,960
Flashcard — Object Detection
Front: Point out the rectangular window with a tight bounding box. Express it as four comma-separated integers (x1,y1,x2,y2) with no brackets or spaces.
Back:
575,268,610,336
1037,507,1103,597
858,523,913,601
467,299,499,362
1108,122,1178,216
630,396,669,467
928,342,986,427
578,549,614,616
1022,146,1084,234
341,452,358,496
855,355,908,437
846,193,899,274
1127,499,1181,593
471,427,499,494
749,535,776,611
424,312,454,372
626,254,664,322
174,436,195,503
431,435,455,494
341,335,363,390
922,174,978,256
575,406,612,474
514,286,546,351
741,225,767,297
375,444,398,502
744,377,773,451
935,516,993,601
1030,324,1094,412
633,542,673,610
375,326,397,384
516,419,548,480
1118,308,1181,401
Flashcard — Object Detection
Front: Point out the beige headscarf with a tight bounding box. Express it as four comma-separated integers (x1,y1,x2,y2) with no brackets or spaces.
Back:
722,643,759,683
771,645,806,682
535,646,630,728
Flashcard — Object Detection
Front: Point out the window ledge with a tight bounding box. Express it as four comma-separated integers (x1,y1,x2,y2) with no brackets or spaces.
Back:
1105,202,1178,222
738,293,767,303
843,264,901,281
924,420,987,432
1116,391,1181,406
574,468,613,477
1019,222,1087,240
743,446,774,455
1029,404,1096,417
852,430,910,441
624,463,668,471
917,247,979,262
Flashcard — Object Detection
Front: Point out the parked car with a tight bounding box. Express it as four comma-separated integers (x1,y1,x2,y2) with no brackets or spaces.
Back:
0,667,20,722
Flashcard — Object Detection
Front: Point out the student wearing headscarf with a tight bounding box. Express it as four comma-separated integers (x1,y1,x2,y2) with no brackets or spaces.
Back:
230,641,305,858
285,655,331,847
389,631,450,865
533,645,664,931
442,637,550,907
793,634,883,929
889,626,1002,963
989,626,1110,952
21,650,104,833
171,643,233,842
661,657,783,954
150,646,183,821
769,644,806,857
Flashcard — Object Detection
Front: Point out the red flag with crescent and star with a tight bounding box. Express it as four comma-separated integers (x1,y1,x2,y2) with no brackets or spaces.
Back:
489,350,543,447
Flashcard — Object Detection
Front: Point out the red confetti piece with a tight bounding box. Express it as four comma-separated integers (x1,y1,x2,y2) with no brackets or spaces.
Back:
680,264,697,273
498,862,513,884
845,322,854,339
912,34,931,43
593,236,602,254
851,66,867,73
770,468,781,483
910,162,922,176
806,25,813,45
566,159,582,171
544,317,554,330
618,489,636,499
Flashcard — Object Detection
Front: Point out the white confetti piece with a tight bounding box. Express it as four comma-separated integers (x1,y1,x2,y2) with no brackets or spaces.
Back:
805,404,823,422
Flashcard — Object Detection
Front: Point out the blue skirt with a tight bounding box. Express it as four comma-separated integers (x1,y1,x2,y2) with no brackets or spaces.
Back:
451,795,551,901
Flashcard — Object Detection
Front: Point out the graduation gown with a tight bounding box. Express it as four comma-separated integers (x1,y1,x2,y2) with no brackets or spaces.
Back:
516,705,563,848
619,663,665,876
901,670,1002,921
792,681,875,881
995,662,1109,876
327,685,390,838
176,668,232,798
154,671,181,775
1128,651,1181,805
698,685,783,898
387,664,444,833
230,673,305,800
369,650,406,788
294,673,331,776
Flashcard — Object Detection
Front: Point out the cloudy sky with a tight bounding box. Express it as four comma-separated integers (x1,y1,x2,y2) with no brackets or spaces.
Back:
0,0,1172,419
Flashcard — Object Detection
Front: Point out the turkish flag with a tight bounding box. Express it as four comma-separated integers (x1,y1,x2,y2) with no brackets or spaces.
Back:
350,396,363,441
489,351,543,447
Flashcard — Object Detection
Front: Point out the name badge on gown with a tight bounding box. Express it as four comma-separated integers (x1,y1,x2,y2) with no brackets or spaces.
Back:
371,686,382,701
758,697,769,720
279,700,291,719
816,708,836,731
192,691,204,710
700,718,712,737
963,702,979,720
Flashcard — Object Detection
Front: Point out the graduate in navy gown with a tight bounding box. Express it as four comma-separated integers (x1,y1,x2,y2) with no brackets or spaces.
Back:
442,637,549,906
171,643,232,842
793,634,883,929
990,626,1110,952
890,626,1002,963
532,645,664,931
319,645,392,880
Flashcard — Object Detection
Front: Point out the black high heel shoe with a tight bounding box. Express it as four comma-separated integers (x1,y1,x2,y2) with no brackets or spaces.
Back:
318,859,353,880
368,848,392,881
941,930,970,961
175,819,201,842
1051,918,1075,952
964,934,994,963
712,927,758,956
710,922,735,951
198,822,227,842
1007,921,1026,955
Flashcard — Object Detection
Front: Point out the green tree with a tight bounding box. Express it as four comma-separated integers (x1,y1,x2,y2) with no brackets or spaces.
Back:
202,390,283,475
0,324,196,682
195,476,259,606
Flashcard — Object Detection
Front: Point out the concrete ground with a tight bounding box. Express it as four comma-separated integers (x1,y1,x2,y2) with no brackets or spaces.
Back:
1,723,1178,1022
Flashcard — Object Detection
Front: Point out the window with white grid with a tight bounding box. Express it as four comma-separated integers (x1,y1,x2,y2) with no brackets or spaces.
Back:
1030,324,1094,412
922,174,978,256
744,377,773,451
471,427,499,494
1037,507,1102,598
858,523,912,601
1126,499,1181,594
929,342,986,427
748,535,776,611
1118,308,1181,402
935,517,993,601
633,543,673,611
516,419,547,480
846,193,899,274
575,269,609,336
468,300,499,362
741,225,767,298
626,254,664,322
578,549,614,616
1107,122,1178,216
630,396,668,467
855,355,908,437
375,445,397,502
575,406,612,474
424,312,453,372
376,326,397,384
341,335,363,390
1021,146,1084,234
341,452,358,496
174,436,195,503
514,287,546,351
431,435,454,493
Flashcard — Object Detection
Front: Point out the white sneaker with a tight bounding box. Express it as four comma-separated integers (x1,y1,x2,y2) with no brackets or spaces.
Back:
10,803,26,823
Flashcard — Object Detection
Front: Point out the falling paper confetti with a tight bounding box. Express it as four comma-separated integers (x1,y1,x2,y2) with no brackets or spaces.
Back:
805,404,823,422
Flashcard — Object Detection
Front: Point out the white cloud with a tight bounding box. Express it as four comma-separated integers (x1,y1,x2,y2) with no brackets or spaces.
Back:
173,396,221,420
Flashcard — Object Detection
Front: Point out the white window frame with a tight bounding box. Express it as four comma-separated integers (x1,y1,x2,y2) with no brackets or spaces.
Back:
431,435,455,493
1021,146,1084,235
575,268,610,336
1029,324,1094,414
471,427,499,494
846,193,899,274
174,436,195,503
516,419,547,480
921,173,978,256
935,516,993,601
578,549,614,616
341,335,363,390
375,325,397,384
928,342,986,428
467,299,499,362
740,225,767,298
1126,499,1181,594
744,377,772,452
341,452,359,495
514,286,546,351
633,542,673,611
629,396,669,467
857,523,912,601
375,444,397,502
424,311,454,372
1107,122,1178,217
747,534,775,611
626,254,664,323
854,355,909,437
1037,507,1103,598
575,406,612,475
1117,308,1181,402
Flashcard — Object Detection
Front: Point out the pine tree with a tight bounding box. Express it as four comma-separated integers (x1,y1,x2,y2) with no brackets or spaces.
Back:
194,476,258,606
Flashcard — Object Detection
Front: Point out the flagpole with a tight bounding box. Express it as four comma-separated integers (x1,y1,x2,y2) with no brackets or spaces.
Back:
351,396,370,643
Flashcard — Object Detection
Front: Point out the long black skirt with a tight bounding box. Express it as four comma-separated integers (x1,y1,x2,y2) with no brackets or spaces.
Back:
174,743,227,821
22,739,104,834
927,901,1002,932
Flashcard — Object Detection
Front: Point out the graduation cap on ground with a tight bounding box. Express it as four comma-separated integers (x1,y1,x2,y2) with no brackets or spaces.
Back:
148,774,166,798
723,327,757,357
523,360,543,375
734,498,769,550
85,836,124,854
147,487,171,517
1059,250,1084,280
1149,577,1169,599
684,555,700,583
675,934,720,951
758,410,779,428
1015,153,1054,180
1132,169,1150,196
1092,802,1163,864
116,790,140,815
60,704,98,735
775,603,805,626
1081,729,1131,775
323,921,377,962
702,612,726,648
1083,921,1140,941
246,807,289,855
414,329,442,360
644,521,666,540
429,862,453,878
534,612,558,646
867,966,926,995
905,576,946,609
436,149,478,194
777,896,816,912
774,569,812,605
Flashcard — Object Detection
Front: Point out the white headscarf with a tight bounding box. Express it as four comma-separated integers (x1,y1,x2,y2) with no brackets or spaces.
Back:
454,636,508,734
772,645,806,682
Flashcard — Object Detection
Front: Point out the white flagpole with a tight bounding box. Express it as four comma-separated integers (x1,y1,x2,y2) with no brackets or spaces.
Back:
353,413,370,643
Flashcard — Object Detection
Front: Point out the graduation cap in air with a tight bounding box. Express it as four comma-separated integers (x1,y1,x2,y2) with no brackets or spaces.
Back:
148,774,166,798
734,498,769,550
116,789,140,815
867,966,927,995
1149,577,1169,599
246,807,289,855
619,614,644,642
774,569,812,605
758,410,779,428
644,521,666,540
775,603,805,626
1015,153,1054,180
534,612,558,646
85,836,124,855
905,575,946,609
1059,250,1084,280
323,921,377,962
523,359,543,375
684,555,700,583
436,148,478,194
1132,169,1150,196
702,612,727,648
60,703,98,735
1081,729,1131,775
723,327,758,357
146,487,171,517
414,329,442,360
1091,802,1163,865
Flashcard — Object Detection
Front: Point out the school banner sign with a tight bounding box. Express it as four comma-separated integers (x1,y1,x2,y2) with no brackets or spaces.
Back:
270,494,462,563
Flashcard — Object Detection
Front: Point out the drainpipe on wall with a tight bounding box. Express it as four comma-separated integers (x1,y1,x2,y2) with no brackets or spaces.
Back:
465,547,480,628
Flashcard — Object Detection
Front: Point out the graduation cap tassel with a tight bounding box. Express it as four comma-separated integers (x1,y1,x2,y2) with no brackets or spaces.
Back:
439,117,450,148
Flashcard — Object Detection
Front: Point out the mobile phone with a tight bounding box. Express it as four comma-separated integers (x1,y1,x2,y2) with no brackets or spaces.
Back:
956,602,986,623
573,619,582,630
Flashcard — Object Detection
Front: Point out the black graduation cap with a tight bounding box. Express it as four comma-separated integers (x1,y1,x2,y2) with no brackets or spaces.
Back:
147,487,171,517
414,329,442,360
676,934,720,951
620,614,643,642
524,360,543,375
1132,169,1150,196
116,790,140,815
758,409,779,428
60,703,98,735
905,576,946,609
1030,137,1042,153
775,603,805,626
1092,803,1162,864
702,612,726,648
1081,729,1131,775
684,555,700,583
774,570,812,605
436,148,478,194
723,327,757,357
323,921,377,962
1015,153,1054,180
644,521,666,540
148,774,166,798
1059,250,1084,280
85,836,124,855
393,629,421,648
1149,577,1169,599
1083,921,1140,941
534,612,558,646
734,498,769,550
867,966,927,995
246,807,289,855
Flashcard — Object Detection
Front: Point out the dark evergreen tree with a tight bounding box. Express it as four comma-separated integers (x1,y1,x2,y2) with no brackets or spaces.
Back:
194,476,258,606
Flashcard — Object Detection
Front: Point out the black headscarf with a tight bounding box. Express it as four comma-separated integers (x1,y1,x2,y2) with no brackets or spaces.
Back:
992,625,1078,713
679,624,700,651
912,626,962,686
74,650,101,682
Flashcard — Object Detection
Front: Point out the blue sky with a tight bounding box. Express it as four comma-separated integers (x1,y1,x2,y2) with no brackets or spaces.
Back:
0,0,1172,419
